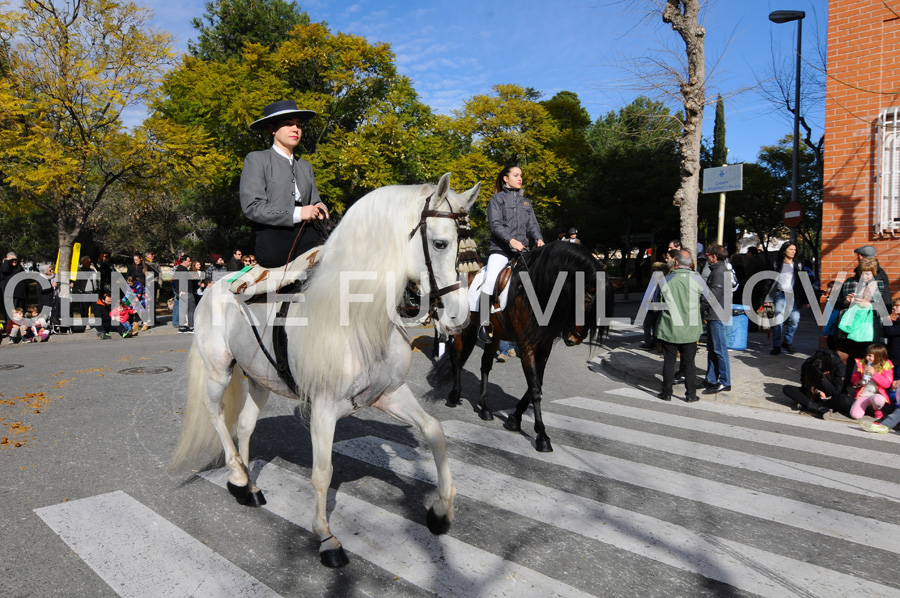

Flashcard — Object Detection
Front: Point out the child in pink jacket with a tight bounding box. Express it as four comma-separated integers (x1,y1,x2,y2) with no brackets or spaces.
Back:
850,343,893,420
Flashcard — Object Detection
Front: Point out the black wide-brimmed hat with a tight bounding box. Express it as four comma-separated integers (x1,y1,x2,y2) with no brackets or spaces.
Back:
249,100,316,131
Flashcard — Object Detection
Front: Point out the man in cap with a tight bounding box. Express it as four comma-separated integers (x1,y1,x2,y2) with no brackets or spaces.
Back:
240,100,329,268
837,245,892,308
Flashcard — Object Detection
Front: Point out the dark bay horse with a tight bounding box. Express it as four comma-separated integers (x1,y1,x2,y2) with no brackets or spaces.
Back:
430,241,610,452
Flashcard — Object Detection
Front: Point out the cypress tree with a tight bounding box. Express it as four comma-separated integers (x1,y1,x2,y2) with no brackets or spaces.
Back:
713,93,727,166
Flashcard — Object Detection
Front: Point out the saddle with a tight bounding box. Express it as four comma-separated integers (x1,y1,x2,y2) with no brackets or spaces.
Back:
469,263,514,314
228,247,321,297
492,266,513,311
231,251,320,397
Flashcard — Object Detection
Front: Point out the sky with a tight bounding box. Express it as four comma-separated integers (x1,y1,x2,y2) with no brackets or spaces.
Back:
139,0,828,165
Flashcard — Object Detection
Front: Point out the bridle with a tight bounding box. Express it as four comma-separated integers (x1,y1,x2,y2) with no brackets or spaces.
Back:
568,287,598,344
407,191,464,321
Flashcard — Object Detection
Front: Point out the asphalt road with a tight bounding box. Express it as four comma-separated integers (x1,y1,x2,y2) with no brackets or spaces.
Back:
1,323,899,598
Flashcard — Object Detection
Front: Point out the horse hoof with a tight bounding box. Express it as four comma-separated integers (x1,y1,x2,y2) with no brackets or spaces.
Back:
426,507,452,535
320,547,350,568
446,398,461,408
227,482,267,507
478,408,494,421
535,437,553,453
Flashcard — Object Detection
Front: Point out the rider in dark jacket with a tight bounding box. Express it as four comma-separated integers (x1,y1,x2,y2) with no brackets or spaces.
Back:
478,165,544,342
488,184,543,259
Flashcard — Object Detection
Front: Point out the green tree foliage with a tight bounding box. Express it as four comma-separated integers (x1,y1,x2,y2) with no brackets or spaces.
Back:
189,0,310,62
158,17,437,259
541,91,593,233
730,135,821,259
583,96,681,252
448,84,571,244
712,93,726,167
0,0,225,283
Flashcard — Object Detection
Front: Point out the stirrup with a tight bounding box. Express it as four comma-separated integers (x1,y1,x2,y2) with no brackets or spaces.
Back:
477,323,493,344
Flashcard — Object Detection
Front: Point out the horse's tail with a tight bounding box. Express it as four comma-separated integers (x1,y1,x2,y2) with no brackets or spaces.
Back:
170,342,244,471
427,332,477,389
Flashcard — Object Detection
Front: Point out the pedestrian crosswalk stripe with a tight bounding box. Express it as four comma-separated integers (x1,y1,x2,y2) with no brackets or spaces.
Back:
438,419,900,554
200,460,593,598
607,386,900,444
334,434,900,598
522,406,900,501
34,491,279,598
555,396,899,468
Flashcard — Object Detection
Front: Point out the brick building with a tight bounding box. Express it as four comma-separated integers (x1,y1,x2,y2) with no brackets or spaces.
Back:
822,0,900,295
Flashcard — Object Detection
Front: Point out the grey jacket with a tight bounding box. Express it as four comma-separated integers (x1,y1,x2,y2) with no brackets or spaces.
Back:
239,148,322,227
488,187,543,257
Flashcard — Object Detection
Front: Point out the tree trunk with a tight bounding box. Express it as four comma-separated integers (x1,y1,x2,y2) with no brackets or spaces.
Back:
664,0,705,264
56,224,80,300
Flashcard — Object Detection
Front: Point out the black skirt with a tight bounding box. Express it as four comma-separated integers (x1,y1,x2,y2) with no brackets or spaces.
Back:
255,223,324,268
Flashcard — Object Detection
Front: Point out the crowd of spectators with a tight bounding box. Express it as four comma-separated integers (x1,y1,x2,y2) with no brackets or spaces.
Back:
0,247,255,343
641,239,897,435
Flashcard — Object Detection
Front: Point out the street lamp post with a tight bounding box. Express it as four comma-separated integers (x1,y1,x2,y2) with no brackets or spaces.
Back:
769,9,805,244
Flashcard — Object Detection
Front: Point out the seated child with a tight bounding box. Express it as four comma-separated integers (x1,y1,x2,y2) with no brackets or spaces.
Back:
850,343,893,432
24,306,50,342
4,307,24,344
110,301,136,338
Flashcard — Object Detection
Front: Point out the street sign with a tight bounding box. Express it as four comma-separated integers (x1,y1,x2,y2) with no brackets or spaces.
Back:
783,201,803,227
702,164,743,193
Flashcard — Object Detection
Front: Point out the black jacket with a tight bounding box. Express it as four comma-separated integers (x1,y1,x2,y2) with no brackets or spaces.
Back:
816,351,847,398
764,260,811,306
92,299,111,324
884,320,900,380
701,260,728,321
125,262,146,285
0,259,26,300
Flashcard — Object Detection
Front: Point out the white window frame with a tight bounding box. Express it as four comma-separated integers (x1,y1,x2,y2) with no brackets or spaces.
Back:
877,107,900,235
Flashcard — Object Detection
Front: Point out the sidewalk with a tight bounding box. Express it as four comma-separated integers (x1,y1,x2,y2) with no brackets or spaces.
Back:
1,312,182,346
593,296,855,422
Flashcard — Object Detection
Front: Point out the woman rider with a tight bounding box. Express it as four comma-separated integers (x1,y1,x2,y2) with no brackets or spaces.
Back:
240,100,329,268
477,165,544,342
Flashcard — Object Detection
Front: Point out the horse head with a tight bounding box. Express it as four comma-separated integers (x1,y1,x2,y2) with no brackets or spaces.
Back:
564,281,598,346
408,173,480,335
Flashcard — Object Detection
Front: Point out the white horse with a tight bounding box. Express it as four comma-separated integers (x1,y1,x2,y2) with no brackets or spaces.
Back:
171,173,480,567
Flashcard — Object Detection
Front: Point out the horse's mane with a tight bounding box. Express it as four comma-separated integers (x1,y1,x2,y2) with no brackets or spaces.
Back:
287,183,435,400
507,241,603,346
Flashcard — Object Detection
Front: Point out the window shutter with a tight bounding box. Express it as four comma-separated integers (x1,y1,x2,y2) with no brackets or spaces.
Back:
878,108,900,234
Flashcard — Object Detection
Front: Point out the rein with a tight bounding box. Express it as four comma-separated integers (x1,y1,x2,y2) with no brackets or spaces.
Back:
408,191,464,321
